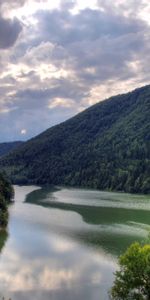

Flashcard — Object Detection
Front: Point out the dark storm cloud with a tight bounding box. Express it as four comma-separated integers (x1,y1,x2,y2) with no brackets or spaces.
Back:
0,15,22,49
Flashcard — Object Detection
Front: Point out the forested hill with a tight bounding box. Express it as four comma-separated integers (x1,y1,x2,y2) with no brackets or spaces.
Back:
0,141,24,157
0,85,150,193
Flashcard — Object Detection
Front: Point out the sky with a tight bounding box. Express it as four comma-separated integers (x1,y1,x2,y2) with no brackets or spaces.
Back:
0,0,150,142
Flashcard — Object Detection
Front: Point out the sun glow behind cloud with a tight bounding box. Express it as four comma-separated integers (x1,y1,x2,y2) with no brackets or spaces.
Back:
6,1,61,20
21,129,27,135
8,0,99,20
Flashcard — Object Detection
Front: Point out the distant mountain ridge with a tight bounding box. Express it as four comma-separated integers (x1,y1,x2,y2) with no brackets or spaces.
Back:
0,141,24,157
0,85,150,193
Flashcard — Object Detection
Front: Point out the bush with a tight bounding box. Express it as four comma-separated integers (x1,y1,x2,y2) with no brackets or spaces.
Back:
111,242,150,300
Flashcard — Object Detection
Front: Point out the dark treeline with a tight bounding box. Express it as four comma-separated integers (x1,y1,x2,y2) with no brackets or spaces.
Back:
0,141,24,157
0,85,150,194
0,173,14,227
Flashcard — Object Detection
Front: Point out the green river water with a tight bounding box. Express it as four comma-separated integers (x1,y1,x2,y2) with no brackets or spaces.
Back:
0,185,150,300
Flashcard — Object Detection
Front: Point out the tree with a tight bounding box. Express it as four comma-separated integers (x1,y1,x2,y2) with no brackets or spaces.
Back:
0,173,13,227
111,242,150,300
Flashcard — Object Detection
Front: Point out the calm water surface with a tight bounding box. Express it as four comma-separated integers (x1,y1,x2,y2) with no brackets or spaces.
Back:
0,185,150,300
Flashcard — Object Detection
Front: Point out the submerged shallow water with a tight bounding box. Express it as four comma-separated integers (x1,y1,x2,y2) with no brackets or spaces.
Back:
0,185,150,300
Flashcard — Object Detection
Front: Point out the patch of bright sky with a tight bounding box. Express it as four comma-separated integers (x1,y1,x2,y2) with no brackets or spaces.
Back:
6,0,150,27
21,129,27,135
71,0,98,14
0,64,30,80
35,63,69,80
9,0,98,22
139,3,150,25
48,97,75,109
8,0,61,22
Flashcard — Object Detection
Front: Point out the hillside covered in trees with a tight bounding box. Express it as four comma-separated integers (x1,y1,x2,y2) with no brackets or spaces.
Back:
0,141,23,157
0,173,14,227
0,85,150,194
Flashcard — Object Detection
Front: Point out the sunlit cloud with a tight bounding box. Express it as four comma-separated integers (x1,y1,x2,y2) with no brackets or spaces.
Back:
0,108,14,114
48,98,75,109
0,0,150,141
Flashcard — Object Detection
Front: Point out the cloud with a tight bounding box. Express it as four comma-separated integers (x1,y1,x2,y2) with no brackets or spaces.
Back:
60,0,76,10
27,4,149,98
48,98,75,109
0,15,22,49
0,0,26,5
97,0,148,17
0,0,150,141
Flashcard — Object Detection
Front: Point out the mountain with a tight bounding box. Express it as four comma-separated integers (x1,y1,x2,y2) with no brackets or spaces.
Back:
0,141,24,157
0,85,150,193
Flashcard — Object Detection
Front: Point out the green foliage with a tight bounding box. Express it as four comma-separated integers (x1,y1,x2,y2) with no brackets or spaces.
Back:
0,141,23,157
0,173,14,202
0,85,150,193
111,242,150,300
0,230,8,252
0,173,13,228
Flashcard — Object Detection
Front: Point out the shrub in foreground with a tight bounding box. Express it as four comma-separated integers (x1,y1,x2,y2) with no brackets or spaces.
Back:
111,242,150,300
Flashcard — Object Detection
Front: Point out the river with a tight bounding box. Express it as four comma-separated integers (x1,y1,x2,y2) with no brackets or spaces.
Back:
0,185,150,300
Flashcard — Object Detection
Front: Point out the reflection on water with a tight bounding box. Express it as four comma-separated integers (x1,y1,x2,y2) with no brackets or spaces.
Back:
26,186,150,253
0,185,149,300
